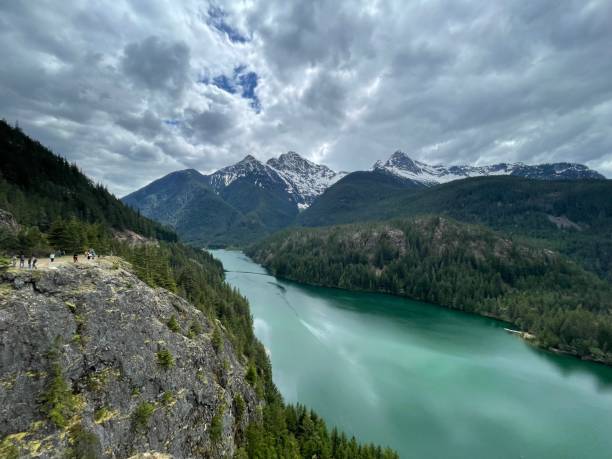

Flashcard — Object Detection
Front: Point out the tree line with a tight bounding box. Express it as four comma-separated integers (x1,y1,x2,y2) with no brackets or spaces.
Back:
248,216,612,365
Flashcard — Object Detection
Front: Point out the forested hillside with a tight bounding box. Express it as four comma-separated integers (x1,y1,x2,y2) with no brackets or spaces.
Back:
0,120,397,458
299,175,612,281
294,169,424,228
122,168,269,247
0,120,175,242
248,216,612,365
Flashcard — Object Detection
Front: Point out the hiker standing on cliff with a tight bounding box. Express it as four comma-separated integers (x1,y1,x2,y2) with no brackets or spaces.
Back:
73,253,78,263
19,254,25,268
11,255,17,267
27,256,32,269
50,252,55,263
32,256,37,269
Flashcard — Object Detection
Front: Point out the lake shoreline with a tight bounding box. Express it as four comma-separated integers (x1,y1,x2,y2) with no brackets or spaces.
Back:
240,251,611,368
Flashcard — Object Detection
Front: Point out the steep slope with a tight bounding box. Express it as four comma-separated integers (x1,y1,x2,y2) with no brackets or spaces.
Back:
248,216,612,365
0,120,175,241
0,260,258,457
374,151,605,185
212,156,299,232
122,169,266,247
296,169,425,227
267,152,346,209
122,169,212,225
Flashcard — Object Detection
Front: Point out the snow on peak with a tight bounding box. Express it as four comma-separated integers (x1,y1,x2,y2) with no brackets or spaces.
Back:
267,152,346,207
208,154,275,190
373,152,604,185
207,152,346,207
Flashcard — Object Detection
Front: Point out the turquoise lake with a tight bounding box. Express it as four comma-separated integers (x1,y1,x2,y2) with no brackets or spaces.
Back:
212,250,612,459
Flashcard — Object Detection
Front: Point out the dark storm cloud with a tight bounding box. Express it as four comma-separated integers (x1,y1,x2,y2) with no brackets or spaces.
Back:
122,36,191,95
116,111,164,137
302,71,348,124
182,109,235,145
0,0,610,197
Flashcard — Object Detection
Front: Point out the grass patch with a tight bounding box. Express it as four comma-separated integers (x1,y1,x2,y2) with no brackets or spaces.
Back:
93,406,117,424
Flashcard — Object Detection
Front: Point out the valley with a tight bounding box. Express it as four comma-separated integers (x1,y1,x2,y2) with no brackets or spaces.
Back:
122,151,608,255
213,249,612,459
3,2,612,458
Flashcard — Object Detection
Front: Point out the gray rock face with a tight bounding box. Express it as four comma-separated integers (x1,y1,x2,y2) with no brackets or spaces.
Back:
0,261,259,458
0,208,20,233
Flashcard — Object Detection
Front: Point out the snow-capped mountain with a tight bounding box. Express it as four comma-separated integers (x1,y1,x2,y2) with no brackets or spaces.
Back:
373,151,605,186
208,152,345,209
208,154,289,194
267,152,347,209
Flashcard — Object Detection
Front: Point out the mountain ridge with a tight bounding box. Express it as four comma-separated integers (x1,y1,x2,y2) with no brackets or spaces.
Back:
373,150,605,185
122,150,607,247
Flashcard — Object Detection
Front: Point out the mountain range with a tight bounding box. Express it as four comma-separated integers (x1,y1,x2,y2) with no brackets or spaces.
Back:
122,150,606,246
374,151,605,185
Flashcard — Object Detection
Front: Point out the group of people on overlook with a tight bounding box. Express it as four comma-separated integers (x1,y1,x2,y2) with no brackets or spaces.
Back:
11,253,38,269
10,248,98,268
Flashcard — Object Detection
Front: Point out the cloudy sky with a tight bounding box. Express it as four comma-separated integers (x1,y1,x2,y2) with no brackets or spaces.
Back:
1,0,611,195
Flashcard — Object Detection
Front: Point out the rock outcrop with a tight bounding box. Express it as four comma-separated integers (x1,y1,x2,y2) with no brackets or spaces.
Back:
0,259,258,458
0,209,20,234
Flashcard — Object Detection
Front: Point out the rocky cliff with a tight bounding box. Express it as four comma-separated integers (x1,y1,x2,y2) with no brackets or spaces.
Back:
0,259,258,458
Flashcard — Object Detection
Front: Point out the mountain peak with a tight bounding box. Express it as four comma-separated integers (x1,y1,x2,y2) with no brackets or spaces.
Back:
282,151,302,159
374,151,423,177
269,151,315,169
240,154,260,164
266,152,346,208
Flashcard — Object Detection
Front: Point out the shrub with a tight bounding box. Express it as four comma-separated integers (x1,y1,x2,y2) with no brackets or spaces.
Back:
40,362,77,427
210,407,224,444
132,401,155,432
166,315,180,333
67,423,101,459
161,390,175,407
156,348,174,369
245,364,257,386
211,326,222,352
233,394,245,422
187,321,202,339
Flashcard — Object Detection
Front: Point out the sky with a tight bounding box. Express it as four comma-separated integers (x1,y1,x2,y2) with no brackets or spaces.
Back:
1,0,611,196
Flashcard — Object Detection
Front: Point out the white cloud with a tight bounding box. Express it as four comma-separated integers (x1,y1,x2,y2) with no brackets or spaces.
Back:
0,0,611,197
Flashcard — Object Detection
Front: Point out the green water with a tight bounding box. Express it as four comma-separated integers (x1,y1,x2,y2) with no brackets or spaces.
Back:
211,250,612,459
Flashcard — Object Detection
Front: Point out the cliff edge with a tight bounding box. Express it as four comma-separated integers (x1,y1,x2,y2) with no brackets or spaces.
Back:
0,259,258,458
